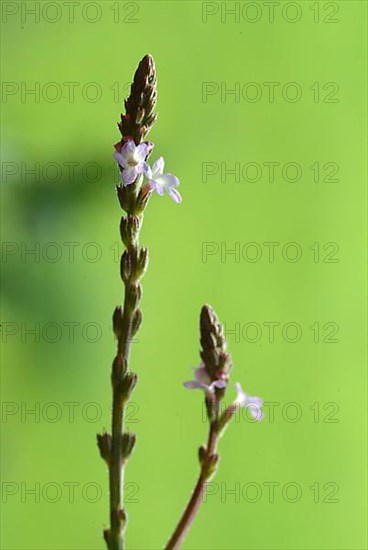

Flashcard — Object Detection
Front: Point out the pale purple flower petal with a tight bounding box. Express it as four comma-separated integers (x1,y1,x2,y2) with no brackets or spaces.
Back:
212,380,227,389
184,365,227,394
152,156,165,176
122,166,139,185
141,162,151,177
194,365,211,386
151,181,165,196
183,381,208,391
135,143,149,162
159,173,179,188
169,187,182,203
124,140,136,154
234,382,263,421
114,150,126,168
248,405,264,421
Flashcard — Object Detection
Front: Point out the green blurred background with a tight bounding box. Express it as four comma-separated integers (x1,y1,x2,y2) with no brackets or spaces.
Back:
1,1,367,549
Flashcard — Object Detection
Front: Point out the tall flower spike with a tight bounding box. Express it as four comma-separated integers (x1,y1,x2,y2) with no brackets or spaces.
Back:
99,55,159,550
118,54,158,145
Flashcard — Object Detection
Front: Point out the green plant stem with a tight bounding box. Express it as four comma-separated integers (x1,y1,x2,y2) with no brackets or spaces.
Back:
98,53,157,550
107,191,145,550
165,423,219,550
109,312,134,549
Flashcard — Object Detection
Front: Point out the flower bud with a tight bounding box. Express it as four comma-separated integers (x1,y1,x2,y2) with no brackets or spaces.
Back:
131,308,142,337
120,372,138,400
112,306,124,339
103,529,111,547
120,250,132,283
120,216,129,247
111,356,127,383
136,183,152,214
97,432,112,464
120,215,141,248
198,445,207,466
136,247,149,279
121,432,136,460
116,184,130,212
135,107,145,124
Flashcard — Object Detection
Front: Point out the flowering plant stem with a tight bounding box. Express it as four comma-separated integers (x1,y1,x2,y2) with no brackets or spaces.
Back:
104,187,145,550
165,422,219,550
97,55,158,550
166,304,263,549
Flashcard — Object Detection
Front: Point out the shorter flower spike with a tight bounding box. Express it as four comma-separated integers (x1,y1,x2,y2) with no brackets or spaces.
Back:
169,304,263,550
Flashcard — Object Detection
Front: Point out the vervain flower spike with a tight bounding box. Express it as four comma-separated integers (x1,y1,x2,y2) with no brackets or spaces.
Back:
165,305,263,549
97,54,181,550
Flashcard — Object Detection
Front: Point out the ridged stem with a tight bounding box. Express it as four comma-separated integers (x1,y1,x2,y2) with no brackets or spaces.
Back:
97,53,157,550
165,423,219,550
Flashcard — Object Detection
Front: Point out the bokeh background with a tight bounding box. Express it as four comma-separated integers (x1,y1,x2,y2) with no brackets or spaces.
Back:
1,1,367,549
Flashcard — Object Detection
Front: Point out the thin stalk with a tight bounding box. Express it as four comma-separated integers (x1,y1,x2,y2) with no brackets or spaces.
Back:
165,423,218,550
108,233,140,550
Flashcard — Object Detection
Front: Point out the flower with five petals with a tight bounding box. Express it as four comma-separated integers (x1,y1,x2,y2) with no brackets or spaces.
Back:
146,157,182,203
114,140,150,185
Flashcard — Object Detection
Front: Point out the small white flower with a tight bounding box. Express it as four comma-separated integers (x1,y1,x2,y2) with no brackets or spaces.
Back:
114,140,149,185
184,364,227,394
234,383,263,421
146,157,182,203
